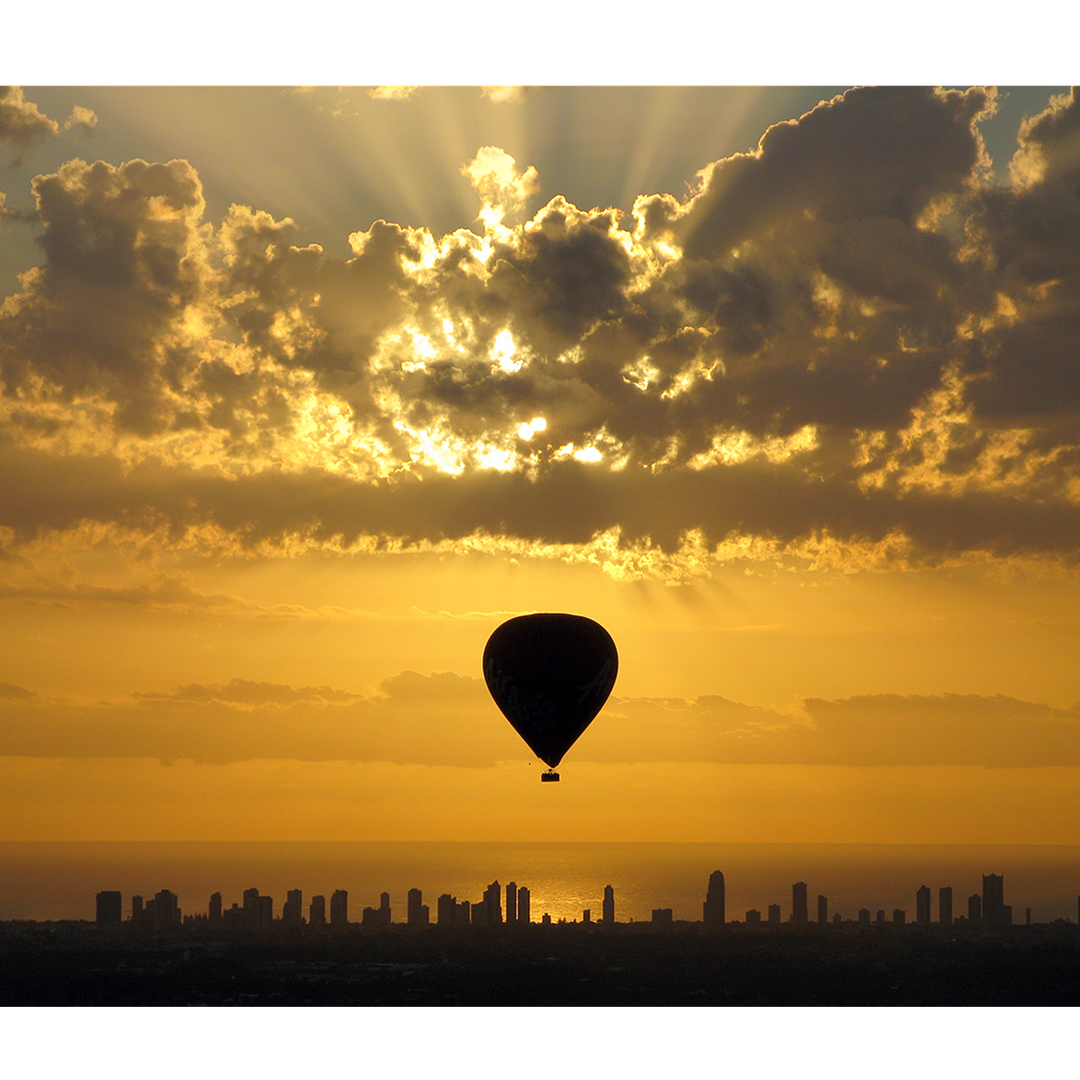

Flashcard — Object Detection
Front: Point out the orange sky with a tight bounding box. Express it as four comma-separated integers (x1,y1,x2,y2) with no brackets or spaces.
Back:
2,84,1080,845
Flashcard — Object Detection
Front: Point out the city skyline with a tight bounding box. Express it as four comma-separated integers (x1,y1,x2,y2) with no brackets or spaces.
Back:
78,865,1062,931
2,83,1080,848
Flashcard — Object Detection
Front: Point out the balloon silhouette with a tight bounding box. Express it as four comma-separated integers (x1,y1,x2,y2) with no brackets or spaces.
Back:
483,613,618,781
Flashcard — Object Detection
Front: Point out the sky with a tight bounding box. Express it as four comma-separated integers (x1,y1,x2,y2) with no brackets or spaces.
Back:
2,78,1080,847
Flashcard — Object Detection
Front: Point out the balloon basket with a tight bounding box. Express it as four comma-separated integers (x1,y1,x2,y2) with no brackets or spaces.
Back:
541,770,560,782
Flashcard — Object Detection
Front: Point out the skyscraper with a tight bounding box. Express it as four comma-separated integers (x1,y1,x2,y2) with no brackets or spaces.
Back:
602,885,614,925
703,871,725,925
309,895,326,928
406,889,427,924
330,889,348,927
153,889,181,930
483,881,502,925
209,892,222,926
506,882,517,924
437,893,456,926
983,874,1007,925
817,895,828,925
380,892,392,926
792,882,808,925
916,885,931,926
939,887,953,926
283,889,303,929
968,894,982,922
96,891,122,926
517,887,530,924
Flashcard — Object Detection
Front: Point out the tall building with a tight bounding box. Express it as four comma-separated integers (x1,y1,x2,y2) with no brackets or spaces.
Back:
283,889,303,929
209,892,222,926
746,909,761,924
768,904,781,925
817,895,828,925
602,885,614,925
330,889,348,927
517,887,530,924
938,887,953,926
792,882,808,925
437,893,456,926
858,909,871,926
241,888,272,930
506,882,517,925
983,874,1007,925
153,889,181,930
916,885,931,926
702,871,725,926
969,893,982,922
131,895,144,925
96,891,122,926
893,909,906,925
483,881,501,925
408,888,423,926
380,892,392,926
309,895,326,928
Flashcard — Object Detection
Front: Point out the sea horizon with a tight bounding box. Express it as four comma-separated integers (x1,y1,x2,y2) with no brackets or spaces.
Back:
3,839,1079,925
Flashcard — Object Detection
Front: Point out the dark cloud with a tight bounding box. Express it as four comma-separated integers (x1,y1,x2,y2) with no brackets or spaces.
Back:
1,87,1079,578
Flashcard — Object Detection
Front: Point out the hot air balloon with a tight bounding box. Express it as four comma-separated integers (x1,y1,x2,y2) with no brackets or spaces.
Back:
483,612,618,781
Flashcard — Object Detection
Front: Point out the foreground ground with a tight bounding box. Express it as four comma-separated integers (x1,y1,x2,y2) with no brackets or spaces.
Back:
4,921,1080,1005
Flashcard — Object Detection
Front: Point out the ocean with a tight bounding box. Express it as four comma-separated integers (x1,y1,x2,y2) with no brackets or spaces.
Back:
2,841,1079,924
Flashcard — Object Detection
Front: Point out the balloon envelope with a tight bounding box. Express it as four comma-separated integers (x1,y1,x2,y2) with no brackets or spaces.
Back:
483,613,618,769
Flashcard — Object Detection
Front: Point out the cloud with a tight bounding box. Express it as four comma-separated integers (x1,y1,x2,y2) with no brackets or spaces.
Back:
1,86,1079,581
480,87,526,105
63,105,97,137
368,86,422,101
461,146,540,230
0,86,59,150
0,675,1076,768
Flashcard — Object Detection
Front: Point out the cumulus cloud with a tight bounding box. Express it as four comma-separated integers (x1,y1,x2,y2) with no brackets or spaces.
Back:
0,88,97,158
63,105,97,137
1,86,1079,581
0,86,59,149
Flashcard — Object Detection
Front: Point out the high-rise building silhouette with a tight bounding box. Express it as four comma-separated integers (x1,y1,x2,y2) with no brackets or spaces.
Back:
969,893,982,922
746,909,761,924
209,892,222,926
408,888,424,926
651,908,673,925
283,889,303,929
817,895,828,925
583,909,591,923
437,893,456,926
309,895,326,928
506,882,517,924
380,892,392,925
132,895,144,923
768,904,781,925
241,888,272,930
152,889,181,930
602,885,615,925
703,871,725,925
330,889,348,927
939,887,953,926
792,882,808,925
96,891,122,926
893,909,905,925
983,874,1008,925
517,887,530,924
858,909,871,926
916,885,931,926
483,881,501,925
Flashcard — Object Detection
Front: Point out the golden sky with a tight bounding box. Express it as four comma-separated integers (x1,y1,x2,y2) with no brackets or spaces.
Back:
2,84,1080,844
